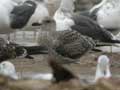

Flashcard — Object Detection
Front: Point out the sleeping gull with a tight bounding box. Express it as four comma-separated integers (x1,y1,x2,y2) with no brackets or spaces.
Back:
0,0,35,34
0,0,49,35
96,0,120,35
79,0,107,20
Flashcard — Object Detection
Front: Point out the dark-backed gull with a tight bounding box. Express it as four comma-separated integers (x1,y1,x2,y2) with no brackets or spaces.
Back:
53,0,120,43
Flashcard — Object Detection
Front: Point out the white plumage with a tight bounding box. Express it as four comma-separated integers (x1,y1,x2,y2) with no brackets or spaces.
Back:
31,73,53,80
96,0,120,34
90,0,107,13
95,55,111,81
22,1,49,31
0,61,18,80
0,0,49,34
53,0,75,31
0,0,17,34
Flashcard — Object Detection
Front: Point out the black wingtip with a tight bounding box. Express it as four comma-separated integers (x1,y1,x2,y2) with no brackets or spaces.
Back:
48,57,77,83
23,46,48,55
111,40,120,43
25,55,34,59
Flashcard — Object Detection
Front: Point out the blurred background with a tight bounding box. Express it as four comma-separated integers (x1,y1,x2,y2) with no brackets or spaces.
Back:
0,0,102,46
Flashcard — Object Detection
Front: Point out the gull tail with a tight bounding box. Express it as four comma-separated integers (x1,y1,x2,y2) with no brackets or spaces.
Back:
22,46,48,55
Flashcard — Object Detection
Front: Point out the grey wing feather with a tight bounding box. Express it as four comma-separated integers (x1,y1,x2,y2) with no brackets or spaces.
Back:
10,1,36,29
71,15,114,43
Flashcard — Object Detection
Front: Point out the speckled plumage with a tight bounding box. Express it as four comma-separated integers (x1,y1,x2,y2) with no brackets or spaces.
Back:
48,30,95,64
0,38,16,62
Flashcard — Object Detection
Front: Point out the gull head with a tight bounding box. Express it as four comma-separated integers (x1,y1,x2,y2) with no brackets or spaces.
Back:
0,61,18,80
98,55,110,66
95,55,111,81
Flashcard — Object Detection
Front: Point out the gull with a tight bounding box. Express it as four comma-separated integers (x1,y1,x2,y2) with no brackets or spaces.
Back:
94,55,120,90
0,61,18,80
0,0,35,34
79,0,107,20
95,55,111,81
95,0,120,35
45,30,96,64
0,0,49,37
53,0,120,44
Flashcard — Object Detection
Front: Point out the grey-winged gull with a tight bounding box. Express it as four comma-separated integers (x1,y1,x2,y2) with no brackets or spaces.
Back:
0,0,36,34
0,0,49,34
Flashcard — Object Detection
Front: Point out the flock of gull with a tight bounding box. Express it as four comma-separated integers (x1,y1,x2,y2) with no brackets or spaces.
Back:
0,0,120,89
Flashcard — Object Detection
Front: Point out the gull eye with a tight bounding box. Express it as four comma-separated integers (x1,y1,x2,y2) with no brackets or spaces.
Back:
2,63,6,68
2,63,5,66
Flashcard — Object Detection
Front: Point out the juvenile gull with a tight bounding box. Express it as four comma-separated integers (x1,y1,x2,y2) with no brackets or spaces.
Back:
47,30,95,64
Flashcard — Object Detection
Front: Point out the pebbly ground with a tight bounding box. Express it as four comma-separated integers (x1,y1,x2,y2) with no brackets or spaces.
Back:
8,52,120,80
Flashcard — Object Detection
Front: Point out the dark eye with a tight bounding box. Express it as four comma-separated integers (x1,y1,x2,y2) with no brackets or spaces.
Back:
2,63,6,67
